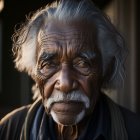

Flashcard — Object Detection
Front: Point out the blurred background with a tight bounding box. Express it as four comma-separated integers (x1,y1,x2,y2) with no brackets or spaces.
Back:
0,0,140,119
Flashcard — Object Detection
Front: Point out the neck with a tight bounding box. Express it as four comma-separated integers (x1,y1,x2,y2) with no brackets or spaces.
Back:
55,116,90,140
56,125,78,140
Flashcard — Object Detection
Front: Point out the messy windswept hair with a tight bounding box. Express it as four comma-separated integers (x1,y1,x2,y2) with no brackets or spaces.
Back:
12,0,127,98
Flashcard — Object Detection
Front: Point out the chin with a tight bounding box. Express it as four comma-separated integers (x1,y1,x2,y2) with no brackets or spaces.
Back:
50,109,86,126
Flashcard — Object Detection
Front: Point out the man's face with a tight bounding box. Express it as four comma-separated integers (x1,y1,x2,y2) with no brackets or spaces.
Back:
35,20,102,125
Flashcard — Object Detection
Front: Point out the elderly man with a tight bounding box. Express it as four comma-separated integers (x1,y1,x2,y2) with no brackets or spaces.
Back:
0,0,140,140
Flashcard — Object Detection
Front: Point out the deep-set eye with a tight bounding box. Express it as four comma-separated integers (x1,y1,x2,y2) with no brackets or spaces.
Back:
39,59,59,76
75,60,89,68
73,58,91,75
41,60,57,69
73,57,90,68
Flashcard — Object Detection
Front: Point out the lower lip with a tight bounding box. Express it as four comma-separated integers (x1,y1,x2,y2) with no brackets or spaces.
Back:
51,102,84,115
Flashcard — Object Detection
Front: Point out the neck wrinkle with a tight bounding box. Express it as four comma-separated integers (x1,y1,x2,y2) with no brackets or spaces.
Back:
56,124,78,140
55,116,90,140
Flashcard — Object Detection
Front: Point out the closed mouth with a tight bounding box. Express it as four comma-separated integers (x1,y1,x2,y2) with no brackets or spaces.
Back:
51,101,84,114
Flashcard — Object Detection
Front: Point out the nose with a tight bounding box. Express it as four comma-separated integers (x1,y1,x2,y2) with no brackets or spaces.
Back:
55,64,78,93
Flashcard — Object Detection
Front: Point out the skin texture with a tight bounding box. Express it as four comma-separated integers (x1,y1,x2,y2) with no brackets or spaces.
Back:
35,20,102,126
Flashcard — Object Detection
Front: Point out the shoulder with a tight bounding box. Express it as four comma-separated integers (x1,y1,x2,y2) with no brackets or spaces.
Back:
103,94,140,140
0,105,30,139
119,106,140,140
0,105,30,124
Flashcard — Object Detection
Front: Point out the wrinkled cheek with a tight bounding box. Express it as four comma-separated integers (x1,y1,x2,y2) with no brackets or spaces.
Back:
33,73,46,98
35,79,52,113
80,75,98,97
42,77,57,100
43,82,54,99
34,73,53,98
89,76,100,96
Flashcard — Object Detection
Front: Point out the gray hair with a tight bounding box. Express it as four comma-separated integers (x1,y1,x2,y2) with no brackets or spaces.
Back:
12,0,127,98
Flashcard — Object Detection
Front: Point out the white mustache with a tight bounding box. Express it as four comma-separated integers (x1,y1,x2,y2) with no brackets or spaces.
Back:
44,90,90,109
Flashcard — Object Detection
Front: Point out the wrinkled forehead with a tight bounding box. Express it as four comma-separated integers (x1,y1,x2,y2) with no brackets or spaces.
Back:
44,19,95,34
37,20,97,56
